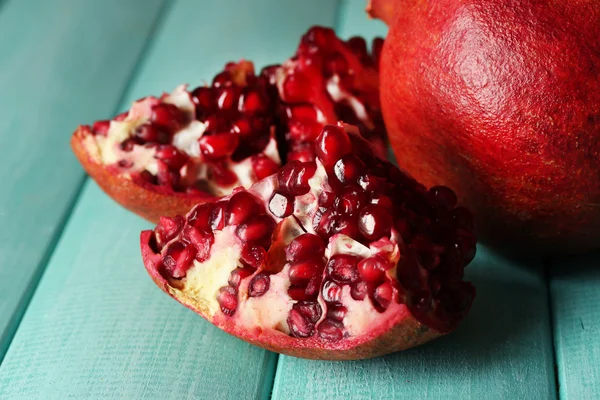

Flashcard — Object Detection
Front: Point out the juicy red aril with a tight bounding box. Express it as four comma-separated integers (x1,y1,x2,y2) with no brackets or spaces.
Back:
139,170,157,185
162,241,196,279
287,308,315,338
184,226,214,262
120,139,139,152
285,233,326,262
324,52,350,77
453,207,475,230
294,301,322,324
453,229,477,264
187,203,213,232
269,192,294,218
326,305,347,321
248,273,270,297
347,36,368,59
216,87,240,111
358,173,386,192
252,155,279,180
235,215,275,242
430,186,458,209
332,214,360,240
239,89,267,114
92,120,110,135
318,191,335,207
289,257,324,283
321,279,342,303
358,204,392,240
333,155,365,185
315,124,352,168
373,282,393,310
155,215,184,247
227,191,261,225
351,281,367,300
305,276,322,299
217,286,238,316
326,254,360,283
210,202,227,230
155,146,189,170
317,319,344,342
288,286,312,301
199,133,239,159
240,243,266,269
357,255,389,283
191,87,215,116
369,193,394,209
315,209,337,238
228,266,255,287
277,161,317,195
135,124,168,144
151,103,185,133
157,161,180,188
210,162,238,186
334,187,366,215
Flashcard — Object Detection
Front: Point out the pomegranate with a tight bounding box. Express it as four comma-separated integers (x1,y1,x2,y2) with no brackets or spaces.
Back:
141,123,475,360
368,0,600,254
72,27,386,223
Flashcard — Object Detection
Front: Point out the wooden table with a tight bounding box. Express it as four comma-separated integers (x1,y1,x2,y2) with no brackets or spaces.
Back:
0,1,598,398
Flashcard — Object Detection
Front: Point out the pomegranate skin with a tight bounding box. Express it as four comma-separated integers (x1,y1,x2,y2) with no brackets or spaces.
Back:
371,0,600,254
71,126,215,222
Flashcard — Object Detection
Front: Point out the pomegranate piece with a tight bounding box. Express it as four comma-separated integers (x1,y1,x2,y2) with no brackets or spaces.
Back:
141,123,476,360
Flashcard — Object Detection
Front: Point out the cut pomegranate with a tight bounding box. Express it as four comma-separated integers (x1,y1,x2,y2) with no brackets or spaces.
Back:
71,26,386,223
141,123,476,360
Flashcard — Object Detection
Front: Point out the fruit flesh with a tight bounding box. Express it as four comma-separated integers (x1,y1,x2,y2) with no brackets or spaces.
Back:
141,124,475,360
370,0,600,254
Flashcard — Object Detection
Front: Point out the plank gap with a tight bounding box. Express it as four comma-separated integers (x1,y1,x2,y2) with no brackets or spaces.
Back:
543,258,562,400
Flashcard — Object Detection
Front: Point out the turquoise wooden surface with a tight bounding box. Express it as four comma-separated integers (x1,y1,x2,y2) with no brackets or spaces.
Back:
0,0,598,399
550,255,600,400
0,0,164,359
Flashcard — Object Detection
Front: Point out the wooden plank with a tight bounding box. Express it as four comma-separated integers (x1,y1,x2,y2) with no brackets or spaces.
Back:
0,0,164,358
0,1,339,398
271,2,557,399
550,254,600,400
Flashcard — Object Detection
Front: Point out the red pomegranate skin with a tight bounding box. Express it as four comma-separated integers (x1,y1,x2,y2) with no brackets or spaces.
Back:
374,0,600,254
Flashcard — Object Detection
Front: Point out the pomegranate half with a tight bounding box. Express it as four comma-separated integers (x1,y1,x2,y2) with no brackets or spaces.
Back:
72,27,386,223
141,123,476,360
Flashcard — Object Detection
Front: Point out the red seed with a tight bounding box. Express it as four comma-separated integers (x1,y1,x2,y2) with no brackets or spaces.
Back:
288,286,312,301
373,282,394,310
252,154,279,180
191,86,215,118
334,186,366,215
317,319,344,342
326,305,347,322
369,193,394,209
326,254,360,283
269,192,294,218
162,241,196,279
156,161,180,188
227,191,261,225
216,87,240,111
287,308,315,338
289,257,324,284
277,161,317,195
199,133,239,159
304,277,322,299
315,124,352,168
92,120,110,135
333,155,365,185
135,124,166,143
332,214,361,240
324,52,350,77
228,267,255,288
321,279,342,303
235,215,275,242
217,286,238,316
210,162,238,186
238,88,267,114
358,204,392,241
285,234,326,262
183,226,214,262
452,207,474,229
358,173,386,192
430,186,458,209
240,243,266,269
357,255,389,283
351,281,367,301
248,273,271,297
453,228,477,265
151,103,185,133
155,145,189,170
210,202,227,230
187,203,214,232
120,138,139,152
138,170,157,185
155,216,184,246
294,301,322,323
318,191,335,208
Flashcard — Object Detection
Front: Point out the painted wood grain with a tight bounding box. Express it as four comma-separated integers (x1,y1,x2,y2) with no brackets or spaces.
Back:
550,254,600,400
0,0,164,360
271,2,557,399
0,0,339,398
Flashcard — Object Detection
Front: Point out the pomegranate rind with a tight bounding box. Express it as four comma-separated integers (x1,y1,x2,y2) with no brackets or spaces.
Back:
71,125,215,222
141,230,447,360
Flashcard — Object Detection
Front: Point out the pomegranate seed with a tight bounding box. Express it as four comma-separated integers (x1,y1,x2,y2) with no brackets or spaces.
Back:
210,202,227,230
373,282,394,310
162,241,196,279
332,214,361,240
357,255,389,283
118,159,133,169
335,187,366,215
287,308,315,338
351,281,367,300
430,186,458,209
156,161,180,188
155,145,188,170
318,191,335,208
287,119,323,142
317,319,344,342
453,229,477,264
240,243,266,269
269,192,294,218
288,286,311,301
453,207,474,229
228,266,255,287
155,216,184,246
285,233,325,262
358,173,386,192
333,155,365,185
138,170,157,185
347,36,368,60
321,279,342,303
303,26,335,48
326,254,360,283
120,139,139,152
212,70,232,87
239,89,267,114
204,115,229,134
199,133,239,159
135,124,167,143
183,226,214,262
289,257,324,283
372,37,384,66
235,215,275,242
315,124,352,168
226,191,261,225
324,52,350,77
294,301,322,323
369,193,394,210
277,161,317,195
92,120,110,135
210,162,239,186
395,218,413,241
187,203,214,232
305,276,322,299
191,87,215,117
358,205,392,240
397,255,424,292
282,73,312,103
252,154,279,180
151,103,185,133
248,273,271,297
410,290,433,313
217,286,238,316
326,305,347,322
216,87,239,111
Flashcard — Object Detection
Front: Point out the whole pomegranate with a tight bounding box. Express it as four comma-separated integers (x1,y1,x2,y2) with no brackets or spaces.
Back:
71,27,386,223
141,123,476,360
369,0,600,254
